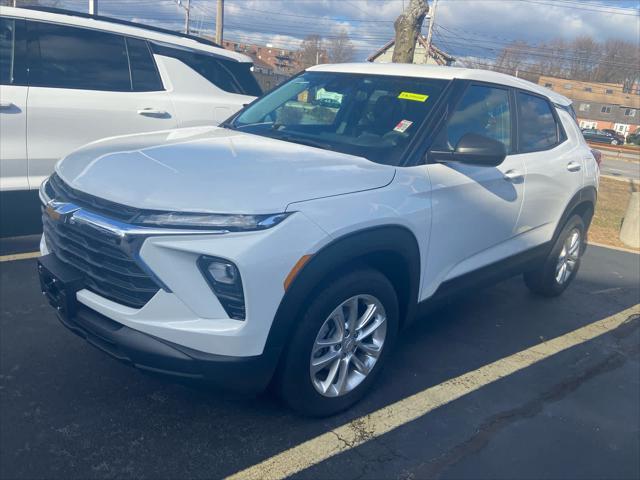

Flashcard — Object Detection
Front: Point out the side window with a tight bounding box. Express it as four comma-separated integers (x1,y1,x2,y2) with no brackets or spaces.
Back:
433,85,511,153
151,43,262,96
126,37,163,92
0,17,15,85
517,92,560,152
27,21,130,91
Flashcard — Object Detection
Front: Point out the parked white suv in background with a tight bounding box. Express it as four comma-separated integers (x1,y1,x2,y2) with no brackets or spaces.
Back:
0,6,260,235
38,63,599,416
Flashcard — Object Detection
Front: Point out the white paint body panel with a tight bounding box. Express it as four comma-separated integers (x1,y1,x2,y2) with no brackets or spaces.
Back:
0,84,28,190
56,126,395,214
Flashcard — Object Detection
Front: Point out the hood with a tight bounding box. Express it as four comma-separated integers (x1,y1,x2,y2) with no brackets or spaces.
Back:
56,126,396,214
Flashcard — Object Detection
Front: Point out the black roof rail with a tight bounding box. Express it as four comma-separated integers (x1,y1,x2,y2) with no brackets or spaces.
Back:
18,6,223,49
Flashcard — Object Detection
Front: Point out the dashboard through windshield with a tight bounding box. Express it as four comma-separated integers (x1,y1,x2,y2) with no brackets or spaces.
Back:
227,72,448,166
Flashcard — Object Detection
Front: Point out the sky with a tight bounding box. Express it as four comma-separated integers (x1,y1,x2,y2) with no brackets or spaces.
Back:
27,0,640,63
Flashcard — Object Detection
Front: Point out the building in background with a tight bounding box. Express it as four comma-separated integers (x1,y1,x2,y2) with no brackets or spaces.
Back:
367,35,455,66
220,39,298,91
538,75,640,138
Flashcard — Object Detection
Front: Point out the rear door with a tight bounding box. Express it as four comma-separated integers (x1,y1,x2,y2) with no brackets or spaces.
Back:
25,20,177,188
0,16,28,191
513,91,585,245
425,83,525,284
150,43,260,126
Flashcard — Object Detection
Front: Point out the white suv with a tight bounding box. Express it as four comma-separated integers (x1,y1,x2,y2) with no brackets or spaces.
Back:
38,63,599,416
0,6,260,235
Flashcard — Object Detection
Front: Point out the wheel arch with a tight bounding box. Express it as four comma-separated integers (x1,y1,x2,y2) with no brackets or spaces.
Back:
554,186,597,245
261,225,421,375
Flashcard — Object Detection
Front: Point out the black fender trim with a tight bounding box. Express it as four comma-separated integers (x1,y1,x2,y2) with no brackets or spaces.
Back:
260,225,422,381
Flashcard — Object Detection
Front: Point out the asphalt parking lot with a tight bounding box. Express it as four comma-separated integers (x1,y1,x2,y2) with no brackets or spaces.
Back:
1,244,639,479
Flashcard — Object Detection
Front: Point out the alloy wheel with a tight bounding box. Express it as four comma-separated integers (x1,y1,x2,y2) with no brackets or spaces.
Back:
555,228,581,285
310,294,387,397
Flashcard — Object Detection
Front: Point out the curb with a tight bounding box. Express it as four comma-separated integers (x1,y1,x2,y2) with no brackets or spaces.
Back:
620,192,640,249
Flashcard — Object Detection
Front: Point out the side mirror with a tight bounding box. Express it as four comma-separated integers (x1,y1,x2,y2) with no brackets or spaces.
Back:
451,133,507,167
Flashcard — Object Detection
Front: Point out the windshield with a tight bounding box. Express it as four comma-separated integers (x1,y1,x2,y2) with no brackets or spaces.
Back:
228,72,448,166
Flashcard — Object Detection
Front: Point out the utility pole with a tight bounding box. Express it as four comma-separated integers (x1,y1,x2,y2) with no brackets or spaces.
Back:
425,0,438,62
392,0,429,63
184,0,190,34
89,0,98,15
215,0,224,44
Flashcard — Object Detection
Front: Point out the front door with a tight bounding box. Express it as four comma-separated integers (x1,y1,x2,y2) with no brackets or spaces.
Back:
424,83,524,294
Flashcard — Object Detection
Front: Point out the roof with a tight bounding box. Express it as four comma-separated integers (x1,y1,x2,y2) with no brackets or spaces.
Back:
0,5,252,63
367,35,456,64
308,63,572,106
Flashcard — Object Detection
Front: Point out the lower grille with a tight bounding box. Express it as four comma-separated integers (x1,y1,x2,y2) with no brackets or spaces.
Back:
42,211,160,309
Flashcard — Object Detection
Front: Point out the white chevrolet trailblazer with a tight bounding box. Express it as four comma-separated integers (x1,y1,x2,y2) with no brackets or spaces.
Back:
38,63,599,416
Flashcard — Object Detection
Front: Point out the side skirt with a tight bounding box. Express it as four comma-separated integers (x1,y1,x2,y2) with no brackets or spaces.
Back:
416,242,552,317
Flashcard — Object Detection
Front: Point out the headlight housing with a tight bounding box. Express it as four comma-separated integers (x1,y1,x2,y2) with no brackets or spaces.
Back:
197,256,245,320
132,211,291,231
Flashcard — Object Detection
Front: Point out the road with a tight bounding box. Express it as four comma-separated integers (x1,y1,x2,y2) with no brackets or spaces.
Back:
600,156,640,181
0,246,639,479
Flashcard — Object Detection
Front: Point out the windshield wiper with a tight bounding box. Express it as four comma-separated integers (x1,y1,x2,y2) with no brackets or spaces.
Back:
276,134,332,151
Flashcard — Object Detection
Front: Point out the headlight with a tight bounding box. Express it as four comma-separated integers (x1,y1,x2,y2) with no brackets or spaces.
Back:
132,212,291,231
198,256,245,320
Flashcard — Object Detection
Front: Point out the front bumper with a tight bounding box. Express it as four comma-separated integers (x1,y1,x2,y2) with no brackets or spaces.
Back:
40,210,329,358
56,303,276,392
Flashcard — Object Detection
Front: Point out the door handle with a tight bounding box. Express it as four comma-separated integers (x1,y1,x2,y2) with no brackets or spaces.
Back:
0,101,14,109
567,161,582,172
503,170,523,182
137,108,168,117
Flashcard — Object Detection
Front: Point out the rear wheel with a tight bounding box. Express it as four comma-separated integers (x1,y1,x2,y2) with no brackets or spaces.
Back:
276,268,398,416
524,215,585,297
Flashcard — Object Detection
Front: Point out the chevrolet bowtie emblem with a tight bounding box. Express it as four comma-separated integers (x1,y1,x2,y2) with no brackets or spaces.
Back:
45,201,81,223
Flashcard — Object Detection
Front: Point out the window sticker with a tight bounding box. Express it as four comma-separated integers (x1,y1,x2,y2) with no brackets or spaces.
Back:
393,119,414,133
398,92,429,102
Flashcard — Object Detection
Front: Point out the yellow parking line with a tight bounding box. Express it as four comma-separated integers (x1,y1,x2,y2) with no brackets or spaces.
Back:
227,304,640,480
0,251,40,262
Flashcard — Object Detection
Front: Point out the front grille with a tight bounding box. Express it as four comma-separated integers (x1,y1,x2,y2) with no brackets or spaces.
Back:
42,197,161,309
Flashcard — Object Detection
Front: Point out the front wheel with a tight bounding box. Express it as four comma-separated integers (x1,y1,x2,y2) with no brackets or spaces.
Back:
276,268,399,416
611,139,620,145
524,215,585,297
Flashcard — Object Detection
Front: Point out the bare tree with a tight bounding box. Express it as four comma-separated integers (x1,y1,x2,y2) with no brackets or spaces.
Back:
392,0,429,63
493,40,529,76
594,39,639,84
568,35,601,81
297,34,325,69
328,29,354,64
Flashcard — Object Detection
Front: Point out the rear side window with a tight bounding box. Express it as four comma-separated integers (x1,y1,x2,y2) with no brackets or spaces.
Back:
126,37,163,91
433,84,512,153
152,43,262,96
27,20,130,91
517,92,560,152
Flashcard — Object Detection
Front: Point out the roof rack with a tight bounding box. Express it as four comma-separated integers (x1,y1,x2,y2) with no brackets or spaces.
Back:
18,6,223,49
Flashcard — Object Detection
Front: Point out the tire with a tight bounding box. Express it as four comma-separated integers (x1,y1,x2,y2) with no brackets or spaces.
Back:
611,139,619,145
276,268,399,417
524,215,585,297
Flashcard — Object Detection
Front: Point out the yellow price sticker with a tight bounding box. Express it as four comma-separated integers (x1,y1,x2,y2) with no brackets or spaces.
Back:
398,92,429,102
